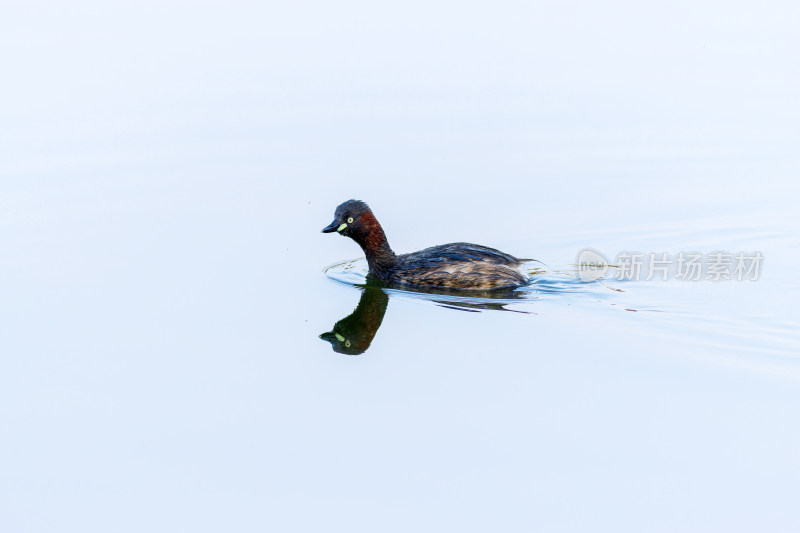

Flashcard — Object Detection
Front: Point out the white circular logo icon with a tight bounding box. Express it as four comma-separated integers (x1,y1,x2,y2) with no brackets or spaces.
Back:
576,248,609,281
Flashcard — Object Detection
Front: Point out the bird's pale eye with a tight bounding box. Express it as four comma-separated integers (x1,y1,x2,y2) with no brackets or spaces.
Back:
347,217,354,223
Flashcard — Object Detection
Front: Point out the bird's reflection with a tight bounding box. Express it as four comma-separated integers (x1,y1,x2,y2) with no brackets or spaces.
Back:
319,287,389,355
319,280,532,355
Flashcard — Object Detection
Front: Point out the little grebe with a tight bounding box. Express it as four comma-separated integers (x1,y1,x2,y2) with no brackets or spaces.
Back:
322,200,530,290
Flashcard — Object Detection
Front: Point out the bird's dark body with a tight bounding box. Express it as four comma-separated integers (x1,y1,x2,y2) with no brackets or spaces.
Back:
390,243,528,289
322,200,530,290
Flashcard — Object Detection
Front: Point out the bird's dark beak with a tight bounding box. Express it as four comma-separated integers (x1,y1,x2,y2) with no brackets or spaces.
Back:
321,220,339,233
319,331,338,344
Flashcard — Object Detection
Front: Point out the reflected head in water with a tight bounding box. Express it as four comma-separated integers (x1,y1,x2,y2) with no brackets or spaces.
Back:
319,287,389,355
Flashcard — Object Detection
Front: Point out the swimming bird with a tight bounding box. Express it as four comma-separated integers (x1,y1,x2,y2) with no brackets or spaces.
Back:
322,200,530,290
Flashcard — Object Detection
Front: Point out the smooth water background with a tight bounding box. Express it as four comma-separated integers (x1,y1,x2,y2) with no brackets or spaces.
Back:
2,2,799,532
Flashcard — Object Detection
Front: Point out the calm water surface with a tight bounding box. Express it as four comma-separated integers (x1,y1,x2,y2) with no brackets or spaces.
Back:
2,2,800,532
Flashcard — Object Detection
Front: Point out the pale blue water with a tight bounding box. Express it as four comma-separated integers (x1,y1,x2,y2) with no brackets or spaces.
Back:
2,2,800,532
